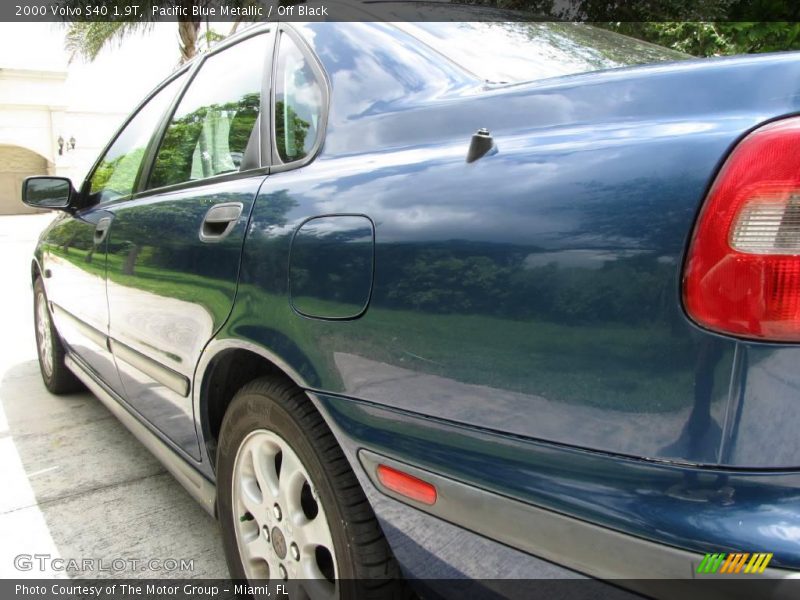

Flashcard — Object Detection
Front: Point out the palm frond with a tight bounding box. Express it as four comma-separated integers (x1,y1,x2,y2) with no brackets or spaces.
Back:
64,21,153,63
58,0,264,64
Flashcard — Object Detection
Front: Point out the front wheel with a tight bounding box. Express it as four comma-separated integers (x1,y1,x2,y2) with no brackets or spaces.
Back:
216,377,406,599
33,277,82,394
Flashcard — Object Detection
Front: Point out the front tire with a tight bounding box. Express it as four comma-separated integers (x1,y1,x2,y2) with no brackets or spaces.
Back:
216,377,405,598
33,277,82,394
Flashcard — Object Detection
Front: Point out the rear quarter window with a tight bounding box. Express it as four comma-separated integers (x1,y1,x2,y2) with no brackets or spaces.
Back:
273,31,325,164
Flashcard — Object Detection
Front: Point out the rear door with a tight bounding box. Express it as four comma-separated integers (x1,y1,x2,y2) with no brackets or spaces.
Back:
105,30,273,459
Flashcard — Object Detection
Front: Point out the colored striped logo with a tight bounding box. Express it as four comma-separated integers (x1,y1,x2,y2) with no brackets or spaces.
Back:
697,552,773,574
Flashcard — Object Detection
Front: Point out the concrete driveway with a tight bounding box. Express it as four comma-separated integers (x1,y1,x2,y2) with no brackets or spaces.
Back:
0,214,227,579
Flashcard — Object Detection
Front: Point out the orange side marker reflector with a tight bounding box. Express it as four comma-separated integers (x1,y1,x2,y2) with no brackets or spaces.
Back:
376,464,437,505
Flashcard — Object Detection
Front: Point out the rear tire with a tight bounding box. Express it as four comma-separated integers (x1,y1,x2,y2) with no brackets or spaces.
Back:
216,376,407,598
33,277,83,395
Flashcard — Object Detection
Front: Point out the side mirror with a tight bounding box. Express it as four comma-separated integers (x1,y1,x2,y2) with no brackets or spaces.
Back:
22,176,75,211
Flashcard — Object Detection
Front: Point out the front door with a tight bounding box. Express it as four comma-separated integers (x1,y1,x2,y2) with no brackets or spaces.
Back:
42,208,119,390
106,32,272,459
43,71,189,395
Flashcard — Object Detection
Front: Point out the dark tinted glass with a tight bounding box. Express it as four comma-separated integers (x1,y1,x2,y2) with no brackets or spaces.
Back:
149,34,267,189
89,73,186,202
274,33,324,163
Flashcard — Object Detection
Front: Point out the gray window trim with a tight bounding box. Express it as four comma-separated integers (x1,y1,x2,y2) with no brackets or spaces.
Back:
269,24,331,173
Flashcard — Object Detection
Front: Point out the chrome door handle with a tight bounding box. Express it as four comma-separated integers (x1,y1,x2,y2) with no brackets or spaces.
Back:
199,202,243,242
94,217,112,245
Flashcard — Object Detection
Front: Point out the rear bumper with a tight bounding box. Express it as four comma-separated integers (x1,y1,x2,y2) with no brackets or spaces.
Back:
367,490,799,600
359,450,797,599
309,391,800,588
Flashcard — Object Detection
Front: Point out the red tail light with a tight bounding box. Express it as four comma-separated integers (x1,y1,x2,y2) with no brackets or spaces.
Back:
684,117,800,341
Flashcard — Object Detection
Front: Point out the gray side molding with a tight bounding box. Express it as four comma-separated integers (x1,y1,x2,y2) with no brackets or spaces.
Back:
52,303,107,349
109,338,190,397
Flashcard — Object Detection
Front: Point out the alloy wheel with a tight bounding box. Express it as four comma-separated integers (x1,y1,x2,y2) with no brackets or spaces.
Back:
232,429,338,598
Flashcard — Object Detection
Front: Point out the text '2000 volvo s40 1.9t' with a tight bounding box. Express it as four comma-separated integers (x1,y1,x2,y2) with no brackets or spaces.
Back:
22,18,800,600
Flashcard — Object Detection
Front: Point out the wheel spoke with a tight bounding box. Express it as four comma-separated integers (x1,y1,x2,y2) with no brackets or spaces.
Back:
284,580,308,600
238,478,263,519
300,574,336,600
251,444,280,500
244,534,272,562
276,445,305,518
296,515,334,552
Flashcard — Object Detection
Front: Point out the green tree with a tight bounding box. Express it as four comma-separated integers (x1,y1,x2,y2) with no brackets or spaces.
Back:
148,91,260,188
605,21,800,56
274,101,311,161
471,0,800,56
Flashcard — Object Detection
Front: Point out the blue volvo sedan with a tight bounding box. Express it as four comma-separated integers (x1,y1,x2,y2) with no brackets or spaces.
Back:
21,19,800,598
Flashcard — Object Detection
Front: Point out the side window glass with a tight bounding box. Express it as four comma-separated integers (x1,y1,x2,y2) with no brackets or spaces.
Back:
274,32,324,163
88,73,186,203
149,34,267,189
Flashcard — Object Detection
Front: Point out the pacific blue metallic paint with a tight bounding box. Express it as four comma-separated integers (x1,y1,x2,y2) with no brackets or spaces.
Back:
227,24,800,467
